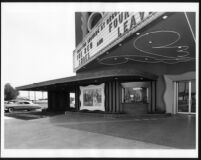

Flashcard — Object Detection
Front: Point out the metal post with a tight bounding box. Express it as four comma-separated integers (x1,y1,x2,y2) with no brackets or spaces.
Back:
28,91,30,100
189,81,192,114
34,91,36,103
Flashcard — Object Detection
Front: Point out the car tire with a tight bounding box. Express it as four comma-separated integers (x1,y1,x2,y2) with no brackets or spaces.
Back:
8,108,14,113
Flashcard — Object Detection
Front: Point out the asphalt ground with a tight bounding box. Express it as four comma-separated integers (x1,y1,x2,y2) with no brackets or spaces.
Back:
4,111,196,149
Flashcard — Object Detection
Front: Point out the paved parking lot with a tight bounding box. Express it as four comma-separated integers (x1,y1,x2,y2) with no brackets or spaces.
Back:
4,111,196,149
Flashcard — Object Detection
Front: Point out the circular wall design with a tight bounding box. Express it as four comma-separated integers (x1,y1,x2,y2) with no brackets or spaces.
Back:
98,30,194,66
133,30,190,59
87,12,103,32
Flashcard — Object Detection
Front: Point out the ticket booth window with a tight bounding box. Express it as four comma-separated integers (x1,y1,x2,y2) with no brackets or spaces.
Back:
122,87,149,104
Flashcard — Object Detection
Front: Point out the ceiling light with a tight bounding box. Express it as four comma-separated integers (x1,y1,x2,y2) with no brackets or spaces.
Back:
133,87,142,90
162,15,168,19
149,41,152,44
136,32,140,35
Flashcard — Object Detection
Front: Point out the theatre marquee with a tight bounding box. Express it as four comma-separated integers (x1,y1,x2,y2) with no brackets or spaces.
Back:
73,12,165,72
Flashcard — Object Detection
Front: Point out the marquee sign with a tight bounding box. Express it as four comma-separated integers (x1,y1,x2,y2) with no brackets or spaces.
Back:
73,12,165,71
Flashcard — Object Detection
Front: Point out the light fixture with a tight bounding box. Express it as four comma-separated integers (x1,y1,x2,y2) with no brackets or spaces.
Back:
133,87,142,90
114,57,118,60
149,41,152,44
136,32,140,35
178,46,182,49
162,15,168,19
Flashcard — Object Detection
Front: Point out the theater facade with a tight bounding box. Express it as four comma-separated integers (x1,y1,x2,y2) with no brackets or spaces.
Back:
17,12,196,115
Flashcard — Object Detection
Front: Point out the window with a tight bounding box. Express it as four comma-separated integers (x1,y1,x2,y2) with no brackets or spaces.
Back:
17,102,24,104
122,87,148,104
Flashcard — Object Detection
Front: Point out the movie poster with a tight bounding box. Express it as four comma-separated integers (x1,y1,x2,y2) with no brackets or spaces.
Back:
80,83,105,111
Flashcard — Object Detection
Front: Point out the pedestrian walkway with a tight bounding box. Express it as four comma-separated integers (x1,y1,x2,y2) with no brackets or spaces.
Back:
4,112,196,149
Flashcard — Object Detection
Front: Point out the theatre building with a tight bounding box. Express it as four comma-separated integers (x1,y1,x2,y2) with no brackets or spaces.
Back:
17,12,196,115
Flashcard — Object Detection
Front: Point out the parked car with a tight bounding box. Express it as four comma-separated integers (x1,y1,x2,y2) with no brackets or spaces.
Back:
4,100,42,113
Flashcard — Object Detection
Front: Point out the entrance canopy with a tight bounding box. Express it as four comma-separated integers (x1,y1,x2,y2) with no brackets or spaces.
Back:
16,68,157,91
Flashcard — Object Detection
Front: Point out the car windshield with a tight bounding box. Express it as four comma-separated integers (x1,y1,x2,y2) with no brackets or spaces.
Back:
23,102,31,104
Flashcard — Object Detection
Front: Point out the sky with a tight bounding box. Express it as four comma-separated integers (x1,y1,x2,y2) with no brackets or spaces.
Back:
2,3,76,89
2,3,77,98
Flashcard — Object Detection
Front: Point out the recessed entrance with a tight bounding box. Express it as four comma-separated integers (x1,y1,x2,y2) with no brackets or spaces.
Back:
121,81,153,114
176,80,196,114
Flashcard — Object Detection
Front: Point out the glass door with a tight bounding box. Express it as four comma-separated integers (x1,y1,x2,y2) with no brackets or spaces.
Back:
190,80,196,113
177,80,196,114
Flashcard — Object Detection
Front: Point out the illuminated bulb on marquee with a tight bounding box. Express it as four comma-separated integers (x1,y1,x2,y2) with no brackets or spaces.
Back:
149,41,152,44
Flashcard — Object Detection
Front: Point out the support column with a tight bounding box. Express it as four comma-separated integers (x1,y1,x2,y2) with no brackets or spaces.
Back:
47,91,69,111
105,82,109,112
151,81,156,113
108,82,112,112
115,80,120,113
112,81,116,113
47,91,52,110
75,85,80,111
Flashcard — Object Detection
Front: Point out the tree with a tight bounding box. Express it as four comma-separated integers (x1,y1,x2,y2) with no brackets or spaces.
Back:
4,83,19,101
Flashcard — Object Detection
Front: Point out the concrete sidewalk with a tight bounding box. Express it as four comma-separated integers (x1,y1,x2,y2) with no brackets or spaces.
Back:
4,113,195,149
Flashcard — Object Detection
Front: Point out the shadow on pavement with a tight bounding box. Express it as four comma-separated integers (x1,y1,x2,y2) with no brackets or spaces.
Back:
4,110,64,120
55,114,196,149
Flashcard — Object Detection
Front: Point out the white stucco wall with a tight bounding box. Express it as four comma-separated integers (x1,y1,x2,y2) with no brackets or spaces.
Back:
164,71,195,114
